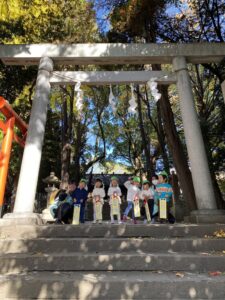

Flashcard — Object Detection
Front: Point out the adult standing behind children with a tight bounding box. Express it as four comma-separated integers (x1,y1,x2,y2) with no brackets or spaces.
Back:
151,175,159,190
123,176,141,224
72,179,88,224
151,174,159,218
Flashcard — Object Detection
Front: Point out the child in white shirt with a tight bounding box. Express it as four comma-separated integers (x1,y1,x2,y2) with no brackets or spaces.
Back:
108,176,122,224
123,176,141,224
92,178,105,224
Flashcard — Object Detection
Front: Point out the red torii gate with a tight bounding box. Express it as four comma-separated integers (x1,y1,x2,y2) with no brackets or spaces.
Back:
0,96,27,216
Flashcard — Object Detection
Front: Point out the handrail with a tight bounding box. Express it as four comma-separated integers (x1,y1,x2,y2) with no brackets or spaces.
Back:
0,97,28,135
0,96,28,216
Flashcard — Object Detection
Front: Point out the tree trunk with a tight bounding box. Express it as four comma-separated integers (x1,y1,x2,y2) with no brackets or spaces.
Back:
158,85,197,212
136,86,154,179
143,87,170,174
171,171,181,203
73,121,83,184
73,151,81,184
61,144,71,189
60,93,71,189
156,102,170,174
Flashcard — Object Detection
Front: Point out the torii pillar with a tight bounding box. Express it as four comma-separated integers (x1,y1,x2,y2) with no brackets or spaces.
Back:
4,57,53,224
173,57,225,223
222,81,225,105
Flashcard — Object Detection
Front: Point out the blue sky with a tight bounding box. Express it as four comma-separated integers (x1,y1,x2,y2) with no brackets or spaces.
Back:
93,4,110,33
92,1,180,33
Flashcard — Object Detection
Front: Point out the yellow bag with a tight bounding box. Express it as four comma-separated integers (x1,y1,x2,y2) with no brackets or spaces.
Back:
111,196,120,215
72,204,80,225
159,198,167,219
49,189,59,205
95,201,103,221
134,200,141,218
144,200,151,222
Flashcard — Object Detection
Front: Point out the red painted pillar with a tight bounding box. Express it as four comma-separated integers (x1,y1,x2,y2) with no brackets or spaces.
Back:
0,117,15,216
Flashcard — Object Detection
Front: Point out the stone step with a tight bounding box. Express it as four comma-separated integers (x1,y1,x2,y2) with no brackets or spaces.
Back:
1,223,225,239
1,252,225,274
1,271,225,299
1,237,225,254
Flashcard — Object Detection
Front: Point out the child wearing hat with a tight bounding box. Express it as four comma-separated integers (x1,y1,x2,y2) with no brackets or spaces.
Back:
123,176,141,224
72,179,88,223
108,176,122,224
140,180,154,223
154,171,175,223
92,178,105,224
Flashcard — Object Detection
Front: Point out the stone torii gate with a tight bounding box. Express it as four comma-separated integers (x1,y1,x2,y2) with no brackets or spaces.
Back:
0,43,225,224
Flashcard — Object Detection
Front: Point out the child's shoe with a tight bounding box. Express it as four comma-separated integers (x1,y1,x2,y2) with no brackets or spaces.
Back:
122,215,127,222
133,219,137,224
92,220,96,224
143,219,147,224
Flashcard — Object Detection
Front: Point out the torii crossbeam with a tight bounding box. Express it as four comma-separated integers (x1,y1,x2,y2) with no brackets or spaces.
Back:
0,43,225,65
50,71,176,85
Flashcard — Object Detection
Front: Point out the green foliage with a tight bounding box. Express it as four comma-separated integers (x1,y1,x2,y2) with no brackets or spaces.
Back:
0,0,98,43
0,0,99,189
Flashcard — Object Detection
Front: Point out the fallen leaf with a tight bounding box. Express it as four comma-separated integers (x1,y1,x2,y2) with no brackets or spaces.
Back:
213,230,225,238
209,271,222,276
176,272,184,278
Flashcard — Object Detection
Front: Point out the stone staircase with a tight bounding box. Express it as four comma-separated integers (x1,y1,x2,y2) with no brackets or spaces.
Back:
0,223,225,299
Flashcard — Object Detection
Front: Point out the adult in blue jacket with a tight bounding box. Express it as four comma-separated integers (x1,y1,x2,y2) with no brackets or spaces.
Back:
72,179,88,223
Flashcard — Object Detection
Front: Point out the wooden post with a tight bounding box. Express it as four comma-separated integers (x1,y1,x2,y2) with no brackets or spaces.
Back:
0,117,15,216
0,97,28,217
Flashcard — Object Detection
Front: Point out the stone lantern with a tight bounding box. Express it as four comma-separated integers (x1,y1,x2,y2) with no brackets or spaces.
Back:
42,172,60,223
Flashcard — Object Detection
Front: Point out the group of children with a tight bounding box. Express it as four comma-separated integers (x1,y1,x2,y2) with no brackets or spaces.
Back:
51,171,175,224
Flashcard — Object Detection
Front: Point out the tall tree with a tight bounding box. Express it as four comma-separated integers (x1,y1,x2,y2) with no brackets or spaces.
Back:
136,85,154,179
158,0,225,207
104,0,197,210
